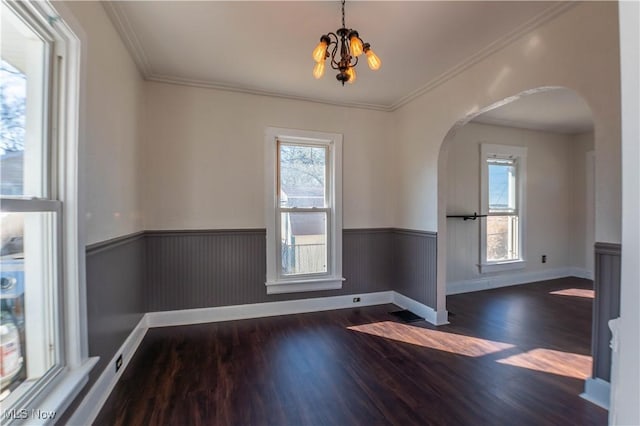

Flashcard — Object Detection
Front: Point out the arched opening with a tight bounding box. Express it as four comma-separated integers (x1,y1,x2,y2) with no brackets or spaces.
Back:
436,86,610,406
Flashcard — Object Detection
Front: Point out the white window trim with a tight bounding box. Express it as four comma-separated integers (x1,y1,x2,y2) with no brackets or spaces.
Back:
0,1,96,421
479,143,527,274
264,127,344,294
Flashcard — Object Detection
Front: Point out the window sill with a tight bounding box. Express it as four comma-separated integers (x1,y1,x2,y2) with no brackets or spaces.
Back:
479,260,526,274
15,357,98,425
265,277,345,294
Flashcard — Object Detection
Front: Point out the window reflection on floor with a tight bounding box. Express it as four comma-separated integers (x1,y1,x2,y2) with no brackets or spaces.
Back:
549,288,595,299
348,321,514,357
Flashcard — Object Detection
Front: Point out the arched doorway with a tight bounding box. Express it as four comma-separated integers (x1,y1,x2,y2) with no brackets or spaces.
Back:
436,86,612,408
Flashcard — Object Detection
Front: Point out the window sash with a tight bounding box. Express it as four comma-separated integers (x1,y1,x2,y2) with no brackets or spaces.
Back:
0,198,61,213
480,144,527,269
276,138,332,279
0,0,67,414
277,210,330,278
277,140,330,210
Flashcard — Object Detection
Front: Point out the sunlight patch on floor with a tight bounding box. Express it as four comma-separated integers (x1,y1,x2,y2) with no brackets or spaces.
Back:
496,348,592,379
549,288,595,299
347,321,514,357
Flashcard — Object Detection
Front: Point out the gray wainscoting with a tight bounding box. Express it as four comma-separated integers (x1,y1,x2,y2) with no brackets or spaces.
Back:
393,229,438,309
592,242,621,382
61,232,147,423
144,228,398,312
85,232,146,381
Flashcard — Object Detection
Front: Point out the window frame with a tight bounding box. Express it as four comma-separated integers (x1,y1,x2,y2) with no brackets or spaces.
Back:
0,0,95,420
479,143,527,273
265,127,344,294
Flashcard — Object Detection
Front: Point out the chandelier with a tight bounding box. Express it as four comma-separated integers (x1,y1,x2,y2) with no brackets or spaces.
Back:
312,0,381,85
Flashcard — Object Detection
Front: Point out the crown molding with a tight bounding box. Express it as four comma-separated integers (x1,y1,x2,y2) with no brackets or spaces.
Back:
146,74,393,112
388,1,578,111
102,1,152,78
103,1,577,113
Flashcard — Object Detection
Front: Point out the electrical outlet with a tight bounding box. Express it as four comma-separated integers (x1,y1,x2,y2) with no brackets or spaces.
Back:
115,354,123,372
542,255,547,264
353,297,361,303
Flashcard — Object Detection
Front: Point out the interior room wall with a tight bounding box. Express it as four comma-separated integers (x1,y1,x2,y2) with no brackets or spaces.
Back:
395,2,620,245
142,82,396,231
445,122,582,289
569,131,595,273
68,3,145,245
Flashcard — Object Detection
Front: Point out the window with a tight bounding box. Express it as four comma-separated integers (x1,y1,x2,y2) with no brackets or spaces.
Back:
265,128,344,294
479,144,527,273
1,0,91,419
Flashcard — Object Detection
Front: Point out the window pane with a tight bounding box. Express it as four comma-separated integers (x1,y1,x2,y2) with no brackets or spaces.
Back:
280,212,327,275
279,144,326,208
1,6,47,197
487,215,519,262
0,211,58,402
488,160,516,212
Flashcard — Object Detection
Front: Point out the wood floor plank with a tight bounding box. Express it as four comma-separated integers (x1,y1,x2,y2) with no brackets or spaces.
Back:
93,277,606,426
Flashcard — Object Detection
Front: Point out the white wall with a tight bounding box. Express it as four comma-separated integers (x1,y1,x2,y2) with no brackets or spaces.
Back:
568,131,595,274
395,2,619,239
63,2,145,245
142,82,396,230
610,1,640,423
445,122,593,288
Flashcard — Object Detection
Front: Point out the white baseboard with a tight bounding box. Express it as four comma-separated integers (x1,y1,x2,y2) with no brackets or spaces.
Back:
145,291,395,328
446,267,593,295
567,267,594,280
581,377,610,410
67,316,149,426
392,291,448,325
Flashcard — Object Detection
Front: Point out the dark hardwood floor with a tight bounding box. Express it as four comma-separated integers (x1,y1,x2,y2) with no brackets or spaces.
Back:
93,277,606,426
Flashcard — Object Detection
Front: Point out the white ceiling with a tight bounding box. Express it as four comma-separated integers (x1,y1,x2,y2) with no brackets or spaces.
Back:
473,88,594,134
104,1,573,111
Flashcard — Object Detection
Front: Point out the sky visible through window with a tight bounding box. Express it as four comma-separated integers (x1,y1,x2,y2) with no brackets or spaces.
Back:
1,60,26,156
488,162,512,210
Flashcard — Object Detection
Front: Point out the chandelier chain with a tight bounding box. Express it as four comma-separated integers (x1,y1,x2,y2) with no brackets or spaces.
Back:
341,0,345,29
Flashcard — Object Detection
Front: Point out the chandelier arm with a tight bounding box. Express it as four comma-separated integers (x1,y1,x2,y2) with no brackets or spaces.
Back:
324,32,341,70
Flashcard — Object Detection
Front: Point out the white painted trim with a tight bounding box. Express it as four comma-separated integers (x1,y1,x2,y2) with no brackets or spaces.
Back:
392,292,449,326
480,144,528,269
266,278,345,295
264,127,344,295
581,378,611,410
146,291,394,328
447,267,588,295
67,316,149,426
101,1,152,77
479,260,526,274
148,74,391,112
567,267,593,280
102,2,574,112
30,357,98,425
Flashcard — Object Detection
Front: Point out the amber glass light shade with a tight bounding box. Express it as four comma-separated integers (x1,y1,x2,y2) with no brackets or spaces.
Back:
345,66,356,84
313,61,326,79
365,48,381,70
312,41,328,63
349,35,363,56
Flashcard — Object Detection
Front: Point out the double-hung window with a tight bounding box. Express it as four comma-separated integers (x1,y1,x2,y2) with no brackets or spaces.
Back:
1,0,91,419
479,144,527,273
265,128,344,294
